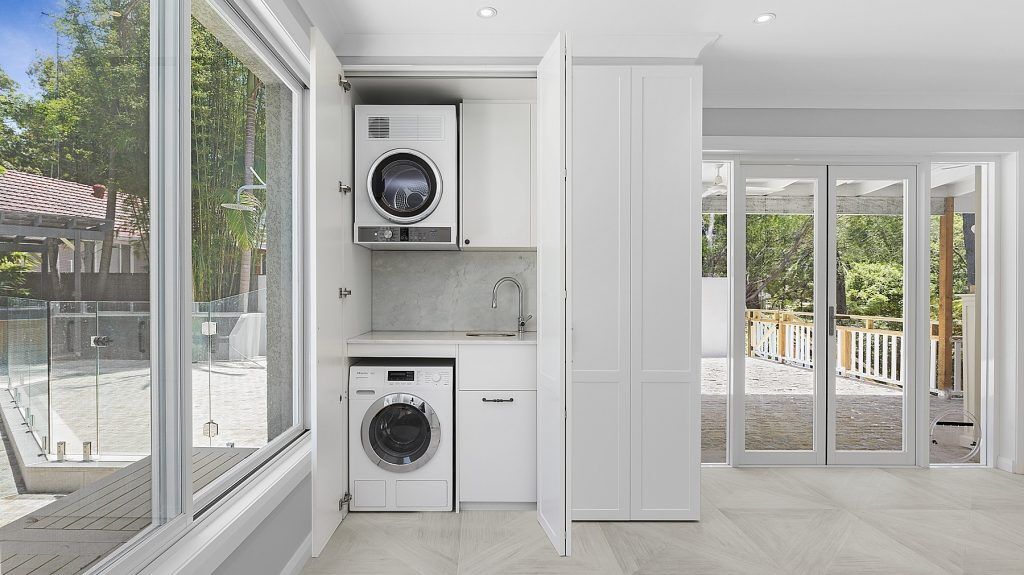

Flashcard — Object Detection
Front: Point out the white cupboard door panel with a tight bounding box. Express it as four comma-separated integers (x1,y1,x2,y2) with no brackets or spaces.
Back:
569,66,631,520
571,381,628,519
459,390,537,503
459,345,537,391
536,32,571,557
310,27,350,555
460,102,535,249
629,66,701,520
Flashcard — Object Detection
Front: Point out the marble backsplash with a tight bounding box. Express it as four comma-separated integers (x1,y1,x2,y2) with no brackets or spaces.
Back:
371,251,537,332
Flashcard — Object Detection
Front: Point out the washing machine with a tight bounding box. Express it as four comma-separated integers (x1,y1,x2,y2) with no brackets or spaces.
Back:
348,359,454,511
354,105,458,249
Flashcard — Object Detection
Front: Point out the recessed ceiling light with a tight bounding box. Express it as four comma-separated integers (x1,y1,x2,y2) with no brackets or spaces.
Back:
754,12,776,24
477,6,498,18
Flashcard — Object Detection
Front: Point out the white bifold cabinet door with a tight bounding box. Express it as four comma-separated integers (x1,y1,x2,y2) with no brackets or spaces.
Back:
629,66,701,520
570,66,631,520
536,33,572,557
569,65,701,521
310,27,370,555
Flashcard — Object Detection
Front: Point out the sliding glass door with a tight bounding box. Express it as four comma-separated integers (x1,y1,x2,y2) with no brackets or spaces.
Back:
733,164,918,465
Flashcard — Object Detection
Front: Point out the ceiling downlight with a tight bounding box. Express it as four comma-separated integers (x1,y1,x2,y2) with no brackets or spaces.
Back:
477,7,498,18
754,12,776,24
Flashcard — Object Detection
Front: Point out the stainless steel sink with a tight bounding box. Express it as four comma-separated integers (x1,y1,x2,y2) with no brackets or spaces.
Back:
465,331,518,338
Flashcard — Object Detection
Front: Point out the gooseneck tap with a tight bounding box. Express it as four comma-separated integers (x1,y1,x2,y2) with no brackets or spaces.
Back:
491,276,533,334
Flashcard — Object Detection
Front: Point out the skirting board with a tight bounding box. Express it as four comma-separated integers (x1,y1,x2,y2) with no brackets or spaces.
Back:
459,502,536,511
283,533,312,575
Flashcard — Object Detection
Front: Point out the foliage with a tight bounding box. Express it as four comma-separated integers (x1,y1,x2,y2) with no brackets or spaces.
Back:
744,214,815,311
0,253,39,297
844,261,903,318
0,2,269,301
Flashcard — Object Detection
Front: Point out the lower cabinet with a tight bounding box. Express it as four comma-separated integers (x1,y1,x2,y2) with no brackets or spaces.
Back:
458,389,537,505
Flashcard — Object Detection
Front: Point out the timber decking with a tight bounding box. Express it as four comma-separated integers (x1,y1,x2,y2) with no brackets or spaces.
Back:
0,447,254,575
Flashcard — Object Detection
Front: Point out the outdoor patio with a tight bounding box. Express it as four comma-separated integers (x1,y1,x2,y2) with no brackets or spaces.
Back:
701,357,976,463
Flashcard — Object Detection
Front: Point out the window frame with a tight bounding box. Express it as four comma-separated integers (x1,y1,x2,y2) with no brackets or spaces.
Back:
188,0,309,514
79,0,311,571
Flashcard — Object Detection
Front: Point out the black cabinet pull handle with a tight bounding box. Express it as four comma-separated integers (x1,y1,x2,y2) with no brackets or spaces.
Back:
481,397,514,403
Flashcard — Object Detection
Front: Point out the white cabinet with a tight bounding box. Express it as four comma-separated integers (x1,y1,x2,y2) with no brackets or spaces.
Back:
570,65,702,521
457,344,537,505
458,390,537,504
459,101,536,250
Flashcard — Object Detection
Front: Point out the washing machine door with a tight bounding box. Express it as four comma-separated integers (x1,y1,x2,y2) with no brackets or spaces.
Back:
361,393,441,472
366,148,443,224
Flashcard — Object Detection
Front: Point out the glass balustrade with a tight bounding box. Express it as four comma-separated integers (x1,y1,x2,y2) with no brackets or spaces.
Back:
0,289,266,462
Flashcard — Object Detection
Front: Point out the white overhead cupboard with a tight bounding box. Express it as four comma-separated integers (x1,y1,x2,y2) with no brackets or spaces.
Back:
569,65,703,521
459,100,536,250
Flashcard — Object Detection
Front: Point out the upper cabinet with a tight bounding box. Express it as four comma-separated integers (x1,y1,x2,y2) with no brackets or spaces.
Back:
459,101,536,250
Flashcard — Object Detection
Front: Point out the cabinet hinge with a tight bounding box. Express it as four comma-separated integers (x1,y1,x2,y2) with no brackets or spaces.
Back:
339,182,352,194
339,288,352,298
339,75,351,92
339,492,352,509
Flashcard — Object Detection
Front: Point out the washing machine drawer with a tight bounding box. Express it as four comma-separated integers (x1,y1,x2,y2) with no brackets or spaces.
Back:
458,390,537,503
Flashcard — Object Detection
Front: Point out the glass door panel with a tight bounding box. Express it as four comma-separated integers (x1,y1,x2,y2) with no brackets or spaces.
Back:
828,166,917,465
738,165,827,465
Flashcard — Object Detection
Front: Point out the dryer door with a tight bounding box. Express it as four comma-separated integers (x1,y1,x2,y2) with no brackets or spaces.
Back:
367,148,443,224
361,393,441,472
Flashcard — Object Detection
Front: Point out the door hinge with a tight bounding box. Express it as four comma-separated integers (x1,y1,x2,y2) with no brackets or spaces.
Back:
339,75,351,92
339,288,352,298
339,182,352,194
339,492,352,509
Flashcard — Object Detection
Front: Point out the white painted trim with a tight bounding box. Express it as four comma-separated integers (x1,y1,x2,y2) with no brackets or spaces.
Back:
342,65,537,78
225,0,310,83
282,533,312,575
138,435,311,574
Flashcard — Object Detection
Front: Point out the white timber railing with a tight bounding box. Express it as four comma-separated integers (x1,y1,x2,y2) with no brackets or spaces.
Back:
745,309,952,389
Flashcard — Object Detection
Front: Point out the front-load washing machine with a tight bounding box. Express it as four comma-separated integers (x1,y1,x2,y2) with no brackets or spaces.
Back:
348,359,453,511
354,105,458,249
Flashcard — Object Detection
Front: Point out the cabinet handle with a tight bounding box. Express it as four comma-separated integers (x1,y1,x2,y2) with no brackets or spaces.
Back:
481,397,514,403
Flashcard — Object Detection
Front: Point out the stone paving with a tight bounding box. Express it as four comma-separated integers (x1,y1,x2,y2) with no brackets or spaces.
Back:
701,357,979,464
0,357,272,528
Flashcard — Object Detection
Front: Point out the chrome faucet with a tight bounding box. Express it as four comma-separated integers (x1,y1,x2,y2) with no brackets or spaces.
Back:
491,276,533,333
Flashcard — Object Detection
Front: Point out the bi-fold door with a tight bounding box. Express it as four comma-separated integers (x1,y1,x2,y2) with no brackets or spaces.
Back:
732,164,920,466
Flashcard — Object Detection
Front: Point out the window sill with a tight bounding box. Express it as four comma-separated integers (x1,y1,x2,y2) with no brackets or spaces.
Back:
105,433,311,575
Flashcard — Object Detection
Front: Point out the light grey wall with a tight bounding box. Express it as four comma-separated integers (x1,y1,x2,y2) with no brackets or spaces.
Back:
704,108,1024,139
371,251,537,332
213,474,312,575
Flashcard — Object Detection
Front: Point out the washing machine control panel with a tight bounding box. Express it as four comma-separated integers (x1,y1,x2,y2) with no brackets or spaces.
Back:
385,368,451,388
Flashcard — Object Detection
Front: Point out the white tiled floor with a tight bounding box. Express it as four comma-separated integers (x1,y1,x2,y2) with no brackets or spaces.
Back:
304,467,1024,575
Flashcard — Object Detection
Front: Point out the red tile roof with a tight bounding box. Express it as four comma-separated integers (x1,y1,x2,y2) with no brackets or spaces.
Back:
0,169,140,238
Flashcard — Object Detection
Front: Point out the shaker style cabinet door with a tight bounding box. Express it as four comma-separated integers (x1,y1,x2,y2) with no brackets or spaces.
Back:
459,101,536,249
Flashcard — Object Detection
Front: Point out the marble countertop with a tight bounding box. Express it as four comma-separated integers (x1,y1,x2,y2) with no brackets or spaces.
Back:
348,330,537,345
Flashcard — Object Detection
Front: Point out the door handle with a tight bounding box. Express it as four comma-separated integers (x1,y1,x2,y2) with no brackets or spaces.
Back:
481,397,514,403
827,306,836,337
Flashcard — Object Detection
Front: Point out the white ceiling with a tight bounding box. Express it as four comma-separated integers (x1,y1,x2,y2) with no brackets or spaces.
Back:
295,0,1024,110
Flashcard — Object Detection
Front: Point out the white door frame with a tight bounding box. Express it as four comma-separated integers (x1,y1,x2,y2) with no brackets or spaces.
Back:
826,164,918,466
706,136,1024,470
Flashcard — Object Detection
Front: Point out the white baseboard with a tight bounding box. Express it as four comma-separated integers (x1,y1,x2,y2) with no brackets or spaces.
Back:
996,455,1016,472
282,533,312,575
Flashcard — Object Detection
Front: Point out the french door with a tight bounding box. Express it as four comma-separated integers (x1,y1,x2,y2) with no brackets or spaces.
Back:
732,163,919,465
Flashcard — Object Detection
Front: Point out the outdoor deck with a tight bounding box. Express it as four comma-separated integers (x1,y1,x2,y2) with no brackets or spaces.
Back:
701,357,975,463
0,447,255,574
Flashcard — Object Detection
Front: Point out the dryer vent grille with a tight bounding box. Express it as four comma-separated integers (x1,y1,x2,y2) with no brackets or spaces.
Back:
367,115,444,141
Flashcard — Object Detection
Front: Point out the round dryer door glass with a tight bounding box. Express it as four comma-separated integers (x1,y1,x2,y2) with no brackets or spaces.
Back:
362,393,441,472
367,149,442,224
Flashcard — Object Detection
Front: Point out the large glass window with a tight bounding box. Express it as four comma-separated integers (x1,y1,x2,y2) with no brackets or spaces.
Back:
0,0,157,569
190,0,300,503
